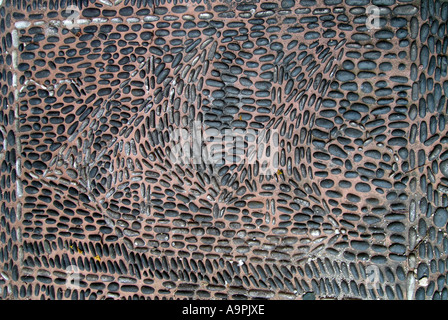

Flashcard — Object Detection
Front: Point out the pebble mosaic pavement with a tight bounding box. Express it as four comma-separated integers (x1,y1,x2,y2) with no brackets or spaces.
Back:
0,0,448,300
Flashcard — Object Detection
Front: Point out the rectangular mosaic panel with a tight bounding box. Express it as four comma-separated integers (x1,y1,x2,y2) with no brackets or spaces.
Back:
0,0,447,300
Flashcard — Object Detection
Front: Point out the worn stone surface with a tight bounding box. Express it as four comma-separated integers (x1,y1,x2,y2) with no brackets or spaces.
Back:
0,0,447,300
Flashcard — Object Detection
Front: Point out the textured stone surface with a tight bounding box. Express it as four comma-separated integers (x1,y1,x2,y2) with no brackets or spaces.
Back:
0,0,447,301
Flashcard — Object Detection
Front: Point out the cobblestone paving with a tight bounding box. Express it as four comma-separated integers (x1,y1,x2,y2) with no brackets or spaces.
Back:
0,0,448,300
